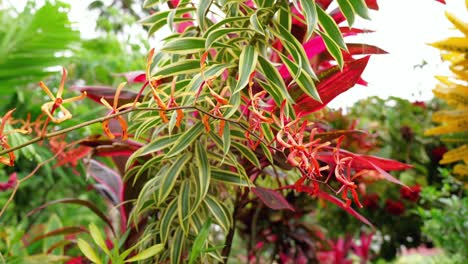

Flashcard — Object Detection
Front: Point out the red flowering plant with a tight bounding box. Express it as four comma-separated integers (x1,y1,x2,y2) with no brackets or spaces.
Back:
0,0,418,263
315,96,448,261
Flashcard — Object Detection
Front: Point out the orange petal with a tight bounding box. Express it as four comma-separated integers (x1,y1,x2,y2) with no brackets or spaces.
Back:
175,109,184,128
202,114,211,132
0,109,16,134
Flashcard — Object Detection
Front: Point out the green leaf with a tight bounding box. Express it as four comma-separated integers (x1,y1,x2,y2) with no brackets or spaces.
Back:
231,141,261,168
187,63,235,94
316,6,347,50
278,52,321,102
170,228,184,264
211,169,250,186
205,28,251,50
162,37,206,54
222,123,231,156
197,0,213,31
204,195,230,232
178,180,192,234
193,142,211,213
234,45,258,94
337,0,355,26
89,223,109,255
154,60,201,78
188,218,212,264
257,55,292,104
203,17,250,38
136,134,180,157
250,9,273,36
125,244,164,262
143,0,158,8
318,31,344,68
165,122,204,158
160,199,178,245
77,239,103,264
277,2,291,32
271,23,317,79
299,0,317,41
349,0,370,19
158,153,191,205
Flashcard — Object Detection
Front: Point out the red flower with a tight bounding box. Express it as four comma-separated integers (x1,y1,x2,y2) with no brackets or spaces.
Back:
384,199,405,215
0,173,17,192
412,101,426,109
66,256,85,264
400,185,421,202
362,193,380,210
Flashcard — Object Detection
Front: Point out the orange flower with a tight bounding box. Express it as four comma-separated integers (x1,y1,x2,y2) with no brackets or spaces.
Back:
100,82,131,140
0,109,17,166
39,67,87,123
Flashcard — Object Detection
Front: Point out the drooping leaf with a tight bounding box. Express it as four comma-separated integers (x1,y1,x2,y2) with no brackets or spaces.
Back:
348,0,370,20
252,187,295,211
257,55,292,104
316,5,347,50
178,180,192,234
234,45,258,94
154,60,201,78
337,0,355,26
170,228,185,264
165,122,204,158
197,0,213,31
211,169,250,186
193,142,211,213
160,199,178,244
158,153,191,204
318,30,344,68
204,195,231,232
299,0,318,41
188,218,212,264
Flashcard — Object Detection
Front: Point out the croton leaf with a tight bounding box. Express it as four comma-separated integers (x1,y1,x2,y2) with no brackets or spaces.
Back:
293,56,370,115
365,0,379,10
116,71,147,84
72,86,140,107
252,187,295,211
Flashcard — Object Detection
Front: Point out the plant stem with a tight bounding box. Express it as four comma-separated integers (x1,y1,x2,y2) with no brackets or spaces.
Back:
221,188,242,263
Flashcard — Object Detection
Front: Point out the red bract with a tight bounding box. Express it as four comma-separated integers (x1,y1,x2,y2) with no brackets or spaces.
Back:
294,56,370,116
317,236,353,264
385,199,405,215
352,232,374,263
0,173,17,191
66,256,85,264
400,185,421,202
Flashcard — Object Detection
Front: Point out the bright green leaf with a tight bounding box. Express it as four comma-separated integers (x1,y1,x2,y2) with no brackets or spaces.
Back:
158,153,191,204
125,244,164,262
299,0,317,41
316,6,347,50
77,239,102,264
234,45,258,94
165,122,204,158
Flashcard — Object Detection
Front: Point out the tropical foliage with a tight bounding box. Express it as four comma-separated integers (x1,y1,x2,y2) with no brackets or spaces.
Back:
0,0,465,263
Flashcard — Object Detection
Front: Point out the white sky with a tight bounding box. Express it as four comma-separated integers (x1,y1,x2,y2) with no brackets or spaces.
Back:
3,0,466,108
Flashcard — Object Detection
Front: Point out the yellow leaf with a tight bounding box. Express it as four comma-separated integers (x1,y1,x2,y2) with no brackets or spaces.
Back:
429,37,468,53
440,144,468,164
445,11,468,36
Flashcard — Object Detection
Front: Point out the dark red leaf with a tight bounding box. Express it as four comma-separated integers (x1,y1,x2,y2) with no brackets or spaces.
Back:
86,159,123,204
72,86,140,107
28,226,87,245
434,0,446,4
115,71,146,84
253,187,295,211
27,198,115,235
293,56,370,115
330,8,346,25
316,0,333,9
79,136,142,156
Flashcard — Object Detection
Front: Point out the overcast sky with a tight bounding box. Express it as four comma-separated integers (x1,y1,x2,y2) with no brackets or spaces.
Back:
4,0,465,108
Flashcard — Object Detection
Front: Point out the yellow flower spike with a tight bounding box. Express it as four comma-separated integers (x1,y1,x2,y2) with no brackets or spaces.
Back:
39,67,87,123
440,144,468,164
432,110,468,123
445,11,468,36
425,119,468,135
429,37,468,53
100,82,129,140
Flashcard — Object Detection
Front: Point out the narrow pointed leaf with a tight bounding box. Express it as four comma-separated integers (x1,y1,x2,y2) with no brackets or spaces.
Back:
165,122,204,158
160,199,178,244
211,169,250,186
234,45,258,94
349,0,370,19
299,0,318,41
89,223,109,255
77,239,103,264
158,153,191,204
232,141,261,168
189,218,212,264
170,228,184,264
257,55,292,103
318,31,344,68
337,0,355,26
316,6,347,50
193,142,211,212
204,195,230,232
197,0,212,31
178,180,191,234
125,244,164,262
154,60,200,78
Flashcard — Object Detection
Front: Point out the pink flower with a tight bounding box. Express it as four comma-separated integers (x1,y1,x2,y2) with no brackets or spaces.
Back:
0,173,17,191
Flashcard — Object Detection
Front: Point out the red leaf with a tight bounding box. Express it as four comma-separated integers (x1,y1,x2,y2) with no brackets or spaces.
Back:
316,0,333,9
72,86,140,107
115,71,146,84
294,56,370,115
253,187,295,211
330,8,346,25
316,190,374,227
365,0,379,10
28,226,87,245
79,136,142,157
434,0,446,4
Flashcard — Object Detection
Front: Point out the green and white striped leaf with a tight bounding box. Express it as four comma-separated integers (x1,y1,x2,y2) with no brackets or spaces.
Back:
257,55,292,104
349,0,370,19
170,228,185,264
233,45,258,94
154,60,200,78
165,122,204,158
205,28,251,50
193,142,211,213
318,31,344,68
316,6,347,50
158,153,191,204
231,141,261,168
204,195,230,232
337,0,355,26
178,180,192,234
188,218,212,264
160,199,178,245
162,37,206,54
211,169,250,186
299,0,317,41
197,0,213,31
